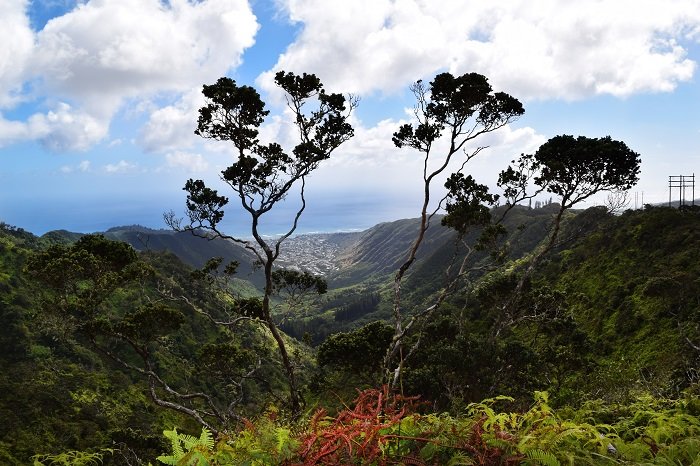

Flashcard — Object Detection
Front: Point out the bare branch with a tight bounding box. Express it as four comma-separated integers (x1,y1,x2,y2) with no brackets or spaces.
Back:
605,190,631,214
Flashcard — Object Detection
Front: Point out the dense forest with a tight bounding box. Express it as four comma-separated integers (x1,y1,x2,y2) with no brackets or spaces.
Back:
2,205,699,464
1,70,699,465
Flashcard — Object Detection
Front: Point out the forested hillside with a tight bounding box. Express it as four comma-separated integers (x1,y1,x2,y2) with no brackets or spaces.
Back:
1,205,699,464
43,226,264,288
390,206,700,411
280,204,559,343
0,225,291,464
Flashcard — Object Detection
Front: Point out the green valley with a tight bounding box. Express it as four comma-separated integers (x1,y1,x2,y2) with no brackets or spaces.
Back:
1,203,699,464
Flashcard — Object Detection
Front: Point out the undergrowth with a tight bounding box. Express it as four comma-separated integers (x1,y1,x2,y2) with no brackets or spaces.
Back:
155,387,700,465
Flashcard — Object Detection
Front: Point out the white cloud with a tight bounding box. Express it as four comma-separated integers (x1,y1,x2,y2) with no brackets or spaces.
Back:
0,0,258,152
260,0,446,95
0,114,31,147
0,0,34,108
322,117,406,169
165,151,209,172
32,0,258,110
307,113,546,197
0,102,106,150
266,0,700,100
32,102,108,151
139,89,204,153
59,159,91,173
104,159,137,173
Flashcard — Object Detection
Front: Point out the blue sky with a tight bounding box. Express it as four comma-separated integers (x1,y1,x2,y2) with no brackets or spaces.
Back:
1,0,700,235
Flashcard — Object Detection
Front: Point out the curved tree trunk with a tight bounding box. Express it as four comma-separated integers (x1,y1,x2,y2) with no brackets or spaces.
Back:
261,249,301,415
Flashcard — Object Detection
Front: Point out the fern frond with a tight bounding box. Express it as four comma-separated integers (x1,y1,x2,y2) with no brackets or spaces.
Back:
525,449,561,466
486,437,513,450
157,427,216,465
155,454,179,465
163,428,185,459
199,427,215,450
179,450,210,466
548,428,580,449
32,449,113,466
179,433,200,450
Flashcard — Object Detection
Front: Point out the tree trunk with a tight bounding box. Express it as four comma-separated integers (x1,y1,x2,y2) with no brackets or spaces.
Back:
262,254,301,415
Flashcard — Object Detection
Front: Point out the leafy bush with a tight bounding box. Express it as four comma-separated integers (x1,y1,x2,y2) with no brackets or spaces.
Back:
156,389,700,465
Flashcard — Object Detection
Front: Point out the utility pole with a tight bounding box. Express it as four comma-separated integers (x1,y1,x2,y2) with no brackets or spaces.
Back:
669,174,695,207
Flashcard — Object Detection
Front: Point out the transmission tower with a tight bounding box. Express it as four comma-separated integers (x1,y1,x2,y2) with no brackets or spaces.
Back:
668,174,695,207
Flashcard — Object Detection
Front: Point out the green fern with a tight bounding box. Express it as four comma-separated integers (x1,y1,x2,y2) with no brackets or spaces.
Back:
152,391,700,465
157,427,215,465
655,437,700,465
446,452,475,465
525,449,561,466
32,449,112,466
158,429,183,465
485,437,513,451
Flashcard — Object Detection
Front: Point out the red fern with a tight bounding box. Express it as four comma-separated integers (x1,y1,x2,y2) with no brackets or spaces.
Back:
295,386,419,465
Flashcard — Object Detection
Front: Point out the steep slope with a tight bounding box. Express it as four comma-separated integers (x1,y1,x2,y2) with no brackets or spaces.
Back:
281,206,559,343
329,217,455,287
331,205,560,287
42,226,265,287
400,206,700,408
543,205,700,398
104,226,259,276
0,225,296,463
402,204,560,302
0,227,168,463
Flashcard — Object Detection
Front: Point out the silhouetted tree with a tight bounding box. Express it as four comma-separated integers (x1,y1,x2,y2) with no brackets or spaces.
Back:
166,72,356,415
384,72,524,385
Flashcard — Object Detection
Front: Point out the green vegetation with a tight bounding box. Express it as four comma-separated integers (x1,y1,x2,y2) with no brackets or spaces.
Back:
386,71,524,386
4,205,699,464
396,206,700,411
166,71,356,416
0,226,292,463
154,388,700,465
1,69,698,464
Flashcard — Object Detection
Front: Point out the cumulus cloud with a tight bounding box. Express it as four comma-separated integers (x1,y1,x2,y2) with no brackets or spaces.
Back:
307,112,546,195
322,117,406,169
0,0,258,152
139,89,204,153
265,0,700,100
0,0,34,108
32,102,109,151
32,0,257,109
0,115,31,147
0,101,107,150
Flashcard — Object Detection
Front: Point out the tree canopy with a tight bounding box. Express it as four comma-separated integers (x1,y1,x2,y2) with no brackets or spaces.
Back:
169,71,356,416
500,135,641,209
